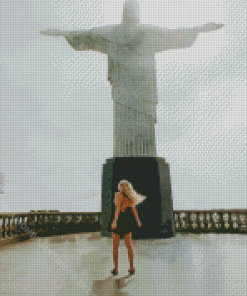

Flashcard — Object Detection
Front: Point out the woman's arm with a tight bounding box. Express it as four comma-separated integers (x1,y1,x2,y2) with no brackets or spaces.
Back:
131,207,140,223
113,193,122,223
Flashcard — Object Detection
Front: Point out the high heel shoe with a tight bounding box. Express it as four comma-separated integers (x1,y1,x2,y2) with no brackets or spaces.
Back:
128,268,135,275
111,268,118,275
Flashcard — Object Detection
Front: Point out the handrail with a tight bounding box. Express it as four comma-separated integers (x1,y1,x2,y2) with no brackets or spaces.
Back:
0,210,246,246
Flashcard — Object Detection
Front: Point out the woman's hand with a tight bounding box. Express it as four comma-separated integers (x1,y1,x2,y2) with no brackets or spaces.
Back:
137,220,142,227
111,221,117,230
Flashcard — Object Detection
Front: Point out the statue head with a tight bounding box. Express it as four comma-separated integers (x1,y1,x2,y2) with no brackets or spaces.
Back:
122,0,140,25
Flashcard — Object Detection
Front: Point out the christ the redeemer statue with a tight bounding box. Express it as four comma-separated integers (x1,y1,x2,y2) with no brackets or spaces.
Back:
41,0,224,157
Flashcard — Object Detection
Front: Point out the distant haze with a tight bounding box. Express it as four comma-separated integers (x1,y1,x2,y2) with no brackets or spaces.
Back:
0,0,246,212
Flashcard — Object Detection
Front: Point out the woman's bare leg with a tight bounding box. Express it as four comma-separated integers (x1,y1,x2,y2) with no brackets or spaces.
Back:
124,232,134,270
112,233,120,270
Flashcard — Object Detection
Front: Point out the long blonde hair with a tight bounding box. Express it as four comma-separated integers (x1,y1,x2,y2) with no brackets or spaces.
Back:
118,179,146,207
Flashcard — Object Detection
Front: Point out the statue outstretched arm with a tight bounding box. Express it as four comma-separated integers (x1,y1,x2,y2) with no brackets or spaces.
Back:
142,23,224,54
199,22,225,33
40,28,110,54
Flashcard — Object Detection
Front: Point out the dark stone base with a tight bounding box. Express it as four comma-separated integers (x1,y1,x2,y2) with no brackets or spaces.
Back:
101,157,175,239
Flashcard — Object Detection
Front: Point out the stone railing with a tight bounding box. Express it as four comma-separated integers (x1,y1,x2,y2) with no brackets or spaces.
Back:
173,209,247,233
0,209,246,246
0,211,101,246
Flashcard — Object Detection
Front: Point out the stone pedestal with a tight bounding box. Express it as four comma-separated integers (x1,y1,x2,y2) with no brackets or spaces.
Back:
101,157,175,239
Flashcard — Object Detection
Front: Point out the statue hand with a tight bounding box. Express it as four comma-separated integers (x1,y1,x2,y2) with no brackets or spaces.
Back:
201,22,224,33
40,28,63,37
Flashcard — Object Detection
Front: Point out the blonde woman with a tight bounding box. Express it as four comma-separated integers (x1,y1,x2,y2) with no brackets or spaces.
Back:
110,179,146,275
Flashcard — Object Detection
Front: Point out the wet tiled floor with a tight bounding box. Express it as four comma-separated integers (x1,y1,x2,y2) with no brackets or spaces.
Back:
0,232,247,295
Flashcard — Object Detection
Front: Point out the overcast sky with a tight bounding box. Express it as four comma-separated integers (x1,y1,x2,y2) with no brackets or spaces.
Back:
1,0,246,213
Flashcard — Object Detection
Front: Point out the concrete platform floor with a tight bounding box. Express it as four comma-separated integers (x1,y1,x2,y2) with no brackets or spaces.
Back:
0,232,247,296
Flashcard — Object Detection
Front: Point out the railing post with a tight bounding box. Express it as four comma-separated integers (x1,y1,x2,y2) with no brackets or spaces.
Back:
2,216,6,239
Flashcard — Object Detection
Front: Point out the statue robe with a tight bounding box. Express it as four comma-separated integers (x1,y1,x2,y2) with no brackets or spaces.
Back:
64,24,199,156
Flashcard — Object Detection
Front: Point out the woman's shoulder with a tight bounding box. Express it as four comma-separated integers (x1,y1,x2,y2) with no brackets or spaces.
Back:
115,192,123,200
